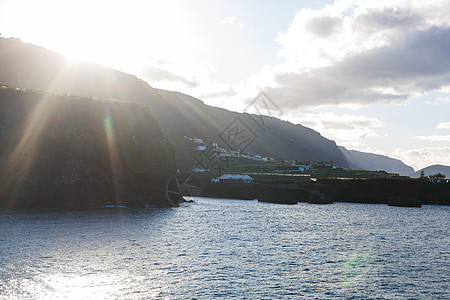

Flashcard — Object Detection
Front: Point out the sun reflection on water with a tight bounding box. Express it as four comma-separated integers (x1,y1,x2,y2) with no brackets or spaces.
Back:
8,272,161,300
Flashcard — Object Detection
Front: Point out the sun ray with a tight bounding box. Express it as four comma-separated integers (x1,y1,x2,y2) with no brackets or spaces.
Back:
1,62,75,209
2,94,55,208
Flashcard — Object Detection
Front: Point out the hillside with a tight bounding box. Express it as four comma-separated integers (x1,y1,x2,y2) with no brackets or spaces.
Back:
339,146,414,176
0,37,350,167
411,165,450,178
157,90,349,167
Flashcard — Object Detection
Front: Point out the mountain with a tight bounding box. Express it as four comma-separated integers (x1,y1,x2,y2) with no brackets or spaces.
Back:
411,165,450,178
0,37,350,166
339,146,414,175
156,90,349,167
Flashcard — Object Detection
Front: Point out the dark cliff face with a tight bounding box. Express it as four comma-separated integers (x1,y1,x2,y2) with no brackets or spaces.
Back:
0,86,179,208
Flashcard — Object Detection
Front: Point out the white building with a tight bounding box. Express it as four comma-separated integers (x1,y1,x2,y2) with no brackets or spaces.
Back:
211,174,254,184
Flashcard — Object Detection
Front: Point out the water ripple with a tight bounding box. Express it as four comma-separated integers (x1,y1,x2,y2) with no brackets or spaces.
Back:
0,199,449,299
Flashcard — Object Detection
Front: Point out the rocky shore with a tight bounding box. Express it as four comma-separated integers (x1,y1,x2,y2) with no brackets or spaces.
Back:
191,178,450,206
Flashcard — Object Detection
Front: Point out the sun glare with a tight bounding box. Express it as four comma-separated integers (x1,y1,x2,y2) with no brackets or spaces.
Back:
5,0,198,76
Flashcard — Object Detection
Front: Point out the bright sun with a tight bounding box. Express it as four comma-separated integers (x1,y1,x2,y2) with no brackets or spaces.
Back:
2,0,198,75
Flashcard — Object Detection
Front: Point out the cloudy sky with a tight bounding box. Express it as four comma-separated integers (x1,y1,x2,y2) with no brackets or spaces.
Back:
1,0,450,170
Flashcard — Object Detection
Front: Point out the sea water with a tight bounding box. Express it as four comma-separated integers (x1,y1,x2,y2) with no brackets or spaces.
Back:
0,198,448,299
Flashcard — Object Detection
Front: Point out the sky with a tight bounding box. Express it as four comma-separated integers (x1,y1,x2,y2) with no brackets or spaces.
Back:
1,0,450,170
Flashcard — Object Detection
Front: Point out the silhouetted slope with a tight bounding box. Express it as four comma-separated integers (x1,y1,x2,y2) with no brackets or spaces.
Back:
0,37,348,166
412,165,450,178
0,86,180,207
339,146,414,175
0,38,161,102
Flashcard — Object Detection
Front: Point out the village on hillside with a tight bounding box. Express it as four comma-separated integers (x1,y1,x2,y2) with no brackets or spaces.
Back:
179,135,449,185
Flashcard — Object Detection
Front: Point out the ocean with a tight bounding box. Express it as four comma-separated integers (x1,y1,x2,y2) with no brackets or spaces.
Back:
1,197,448,299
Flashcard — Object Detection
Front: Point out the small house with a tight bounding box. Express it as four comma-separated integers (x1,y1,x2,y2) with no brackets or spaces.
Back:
211,174,254,184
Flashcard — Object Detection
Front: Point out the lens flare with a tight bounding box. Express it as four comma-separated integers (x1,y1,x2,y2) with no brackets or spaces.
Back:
340,250,374,288
104,106,123,205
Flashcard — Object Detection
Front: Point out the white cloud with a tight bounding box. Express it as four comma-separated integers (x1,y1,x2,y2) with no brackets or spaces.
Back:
437,122,450,129
393,147,450,170
248,0,450,109
117,0,450,119
286,111,383,148
413,135,450,142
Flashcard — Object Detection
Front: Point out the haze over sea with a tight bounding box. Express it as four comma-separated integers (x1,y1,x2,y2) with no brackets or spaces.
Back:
1,197,448,299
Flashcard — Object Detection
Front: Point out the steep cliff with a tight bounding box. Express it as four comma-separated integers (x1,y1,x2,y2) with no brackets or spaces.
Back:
0,86,180,208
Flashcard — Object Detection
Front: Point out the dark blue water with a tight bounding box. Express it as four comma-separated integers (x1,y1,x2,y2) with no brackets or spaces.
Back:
0,198,449,299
